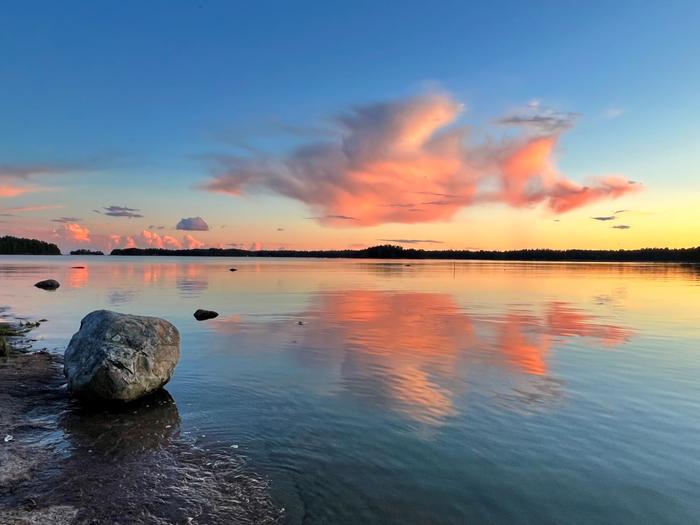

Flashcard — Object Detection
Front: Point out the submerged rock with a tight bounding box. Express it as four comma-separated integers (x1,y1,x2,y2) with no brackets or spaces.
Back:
34,279,60,290
64,310,180,402
194,309,219,321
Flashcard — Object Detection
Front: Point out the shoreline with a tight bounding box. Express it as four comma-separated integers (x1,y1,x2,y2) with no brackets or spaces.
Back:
3,253,700,266
109,245,700,263
0,314,281,524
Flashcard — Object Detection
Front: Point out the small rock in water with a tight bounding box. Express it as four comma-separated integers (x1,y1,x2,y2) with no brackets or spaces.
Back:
4,434,13,443
194,309,219,321
34,279,60,290
229,268,238,272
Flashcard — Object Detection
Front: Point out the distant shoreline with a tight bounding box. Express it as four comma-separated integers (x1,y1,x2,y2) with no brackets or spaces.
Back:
109,245,700,263
2,233,699,262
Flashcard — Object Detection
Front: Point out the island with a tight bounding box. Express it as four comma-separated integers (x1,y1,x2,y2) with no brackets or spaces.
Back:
0,235,61,255
70,249,104,256
111,244,700,263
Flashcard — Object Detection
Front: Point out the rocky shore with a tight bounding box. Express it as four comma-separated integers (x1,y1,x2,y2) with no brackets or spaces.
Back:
0,314,281,525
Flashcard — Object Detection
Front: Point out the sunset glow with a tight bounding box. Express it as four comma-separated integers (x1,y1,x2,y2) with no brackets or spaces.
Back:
2,4,699,522
1,3,697,253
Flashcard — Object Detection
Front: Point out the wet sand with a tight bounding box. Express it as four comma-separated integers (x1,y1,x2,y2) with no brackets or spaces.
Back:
0,320,282,525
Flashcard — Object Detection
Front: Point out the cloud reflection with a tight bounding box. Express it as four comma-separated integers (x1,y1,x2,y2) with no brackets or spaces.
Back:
67,266,89,288
175,264,209,298
214,290,631,426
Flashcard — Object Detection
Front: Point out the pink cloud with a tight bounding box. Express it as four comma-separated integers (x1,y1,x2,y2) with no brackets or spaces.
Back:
55,222,91,243
498,137,640,212
203,92,639,226
141,229,164,248
137,230,186,249
163,235,183,249
107,234,122,251
0,204,63,213
0,169,54,198
183,234,205,249
106,231,191,251
0,184,36,198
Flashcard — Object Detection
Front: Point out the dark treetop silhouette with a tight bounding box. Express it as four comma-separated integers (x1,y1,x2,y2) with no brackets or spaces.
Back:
0,235,61,255
111,244,700,262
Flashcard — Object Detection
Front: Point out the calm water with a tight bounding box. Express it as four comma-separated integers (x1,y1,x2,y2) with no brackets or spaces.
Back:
2,256,700,524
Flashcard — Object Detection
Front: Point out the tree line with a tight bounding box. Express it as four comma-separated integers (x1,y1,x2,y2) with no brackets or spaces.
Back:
70,249,104,255
111,244,700,262
0,236,61,255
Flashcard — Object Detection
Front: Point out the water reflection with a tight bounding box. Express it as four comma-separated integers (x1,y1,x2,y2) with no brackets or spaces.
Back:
107,289,138,306
176,264,209,298
67,266,89,288
59,390,180,457
1,257,697,524
215,290,632,425
43,391,281,524
142,262,178,285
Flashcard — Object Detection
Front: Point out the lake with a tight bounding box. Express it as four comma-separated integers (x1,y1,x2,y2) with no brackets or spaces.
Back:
2,256,700,524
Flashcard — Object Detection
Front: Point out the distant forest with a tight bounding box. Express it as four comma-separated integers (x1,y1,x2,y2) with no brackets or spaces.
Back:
111,244,700,262
70,249,104,255
0,235,61,255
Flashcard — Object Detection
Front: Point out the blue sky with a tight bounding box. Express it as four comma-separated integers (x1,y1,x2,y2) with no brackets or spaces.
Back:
1,1,699,251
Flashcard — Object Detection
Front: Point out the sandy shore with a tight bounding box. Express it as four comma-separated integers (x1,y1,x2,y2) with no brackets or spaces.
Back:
0,317,281,525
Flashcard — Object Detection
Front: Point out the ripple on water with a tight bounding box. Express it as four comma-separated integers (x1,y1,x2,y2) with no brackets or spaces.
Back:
2,372,282,524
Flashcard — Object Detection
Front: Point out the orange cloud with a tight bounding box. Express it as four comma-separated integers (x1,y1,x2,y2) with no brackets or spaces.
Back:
0,169,52,198
140,229,162,248
204,92,639,226
0,204,63,213
55,222,91,243
209,290,631,424
107,234,122,251
183,234,205,249
164,235,183,249
499,137,640,212
106,231,194,251
0,184,35,198
140,229,184,249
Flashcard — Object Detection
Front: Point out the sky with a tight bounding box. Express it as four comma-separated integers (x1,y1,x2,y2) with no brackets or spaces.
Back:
1,1,699,252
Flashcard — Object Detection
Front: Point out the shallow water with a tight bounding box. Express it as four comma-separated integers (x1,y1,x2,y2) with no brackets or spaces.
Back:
2,256,700,524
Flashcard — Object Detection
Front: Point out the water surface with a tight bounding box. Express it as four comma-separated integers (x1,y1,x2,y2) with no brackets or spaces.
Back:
2,256,700,524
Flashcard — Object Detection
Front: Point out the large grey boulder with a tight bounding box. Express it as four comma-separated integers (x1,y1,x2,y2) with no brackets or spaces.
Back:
64,310,180,402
